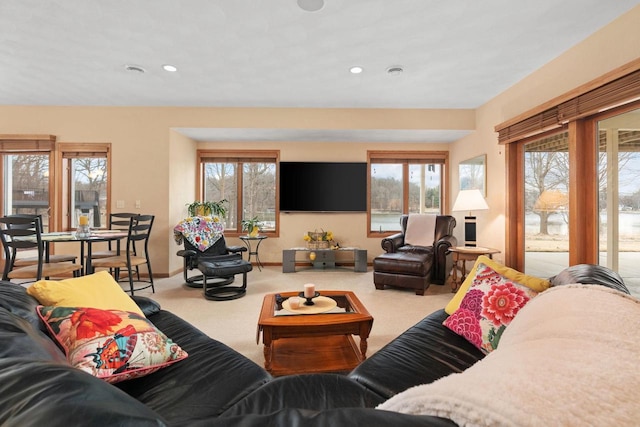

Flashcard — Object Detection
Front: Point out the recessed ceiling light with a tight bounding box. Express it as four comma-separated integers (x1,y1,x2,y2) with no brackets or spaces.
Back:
124,64,146,73
387,66,404,76
297,0,325,12
350,66,364,74
162,64,178,72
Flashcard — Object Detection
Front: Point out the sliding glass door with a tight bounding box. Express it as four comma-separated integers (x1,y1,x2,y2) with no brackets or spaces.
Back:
597,108,640,288
523,132,570,277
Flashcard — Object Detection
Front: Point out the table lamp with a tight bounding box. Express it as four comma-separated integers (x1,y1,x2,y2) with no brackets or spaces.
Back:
452,189,489,247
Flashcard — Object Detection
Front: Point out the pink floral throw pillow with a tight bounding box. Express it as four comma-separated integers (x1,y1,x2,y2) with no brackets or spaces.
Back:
443,263,539,353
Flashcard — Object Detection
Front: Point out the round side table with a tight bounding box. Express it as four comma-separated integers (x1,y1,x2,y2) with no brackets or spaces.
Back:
448,246,501,292
239,235,268,271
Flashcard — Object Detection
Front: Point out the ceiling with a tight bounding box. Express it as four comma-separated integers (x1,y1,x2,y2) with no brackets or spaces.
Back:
1,0,638,142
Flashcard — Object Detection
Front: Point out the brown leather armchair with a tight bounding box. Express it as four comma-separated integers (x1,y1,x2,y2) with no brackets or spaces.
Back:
373,214,457,295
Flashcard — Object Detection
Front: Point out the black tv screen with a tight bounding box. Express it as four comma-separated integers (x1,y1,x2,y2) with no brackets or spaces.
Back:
279,162,367,212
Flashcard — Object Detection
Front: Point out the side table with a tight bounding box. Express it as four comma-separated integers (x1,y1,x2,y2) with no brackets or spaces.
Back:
239,235,268,271
449,246,501,292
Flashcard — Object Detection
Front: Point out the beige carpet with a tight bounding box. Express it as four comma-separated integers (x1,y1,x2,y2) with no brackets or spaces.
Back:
134,267,453,367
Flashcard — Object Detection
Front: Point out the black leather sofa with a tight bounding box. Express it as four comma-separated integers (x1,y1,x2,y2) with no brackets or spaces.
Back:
0,264,629,426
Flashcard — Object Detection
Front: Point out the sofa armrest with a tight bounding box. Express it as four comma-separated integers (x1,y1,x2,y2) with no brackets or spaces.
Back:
549,264,629,294
381,233,404,253
432,235,456,285
130,295,162,317
436,235,456,250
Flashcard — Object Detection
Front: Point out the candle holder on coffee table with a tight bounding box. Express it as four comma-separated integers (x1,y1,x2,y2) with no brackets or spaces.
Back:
298,291,320,305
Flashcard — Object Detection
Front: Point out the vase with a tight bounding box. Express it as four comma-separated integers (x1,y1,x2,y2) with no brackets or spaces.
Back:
249,226,259,237
75,210,92,238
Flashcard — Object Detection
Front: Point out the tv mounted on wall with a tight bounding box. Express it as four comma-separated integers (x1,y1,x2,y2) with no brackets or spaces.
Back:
279,162,367,212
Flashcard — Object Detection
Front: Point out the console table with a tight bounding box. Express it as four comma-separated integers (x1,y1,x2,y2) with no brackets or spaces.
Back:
282,248,367,273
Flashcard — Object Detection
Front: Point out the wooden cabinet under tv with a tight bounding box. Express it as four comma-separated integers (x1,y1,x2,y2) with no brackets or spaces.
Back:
282,248,367,273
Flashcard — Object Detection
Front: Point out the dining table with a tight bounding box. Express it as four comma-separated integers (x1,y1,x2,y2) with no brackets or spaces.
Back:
38,230,128,275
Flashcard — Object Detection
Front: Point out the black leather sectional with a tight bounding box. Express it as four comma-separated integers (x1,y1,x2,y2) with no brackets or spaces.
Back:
0,264,628,426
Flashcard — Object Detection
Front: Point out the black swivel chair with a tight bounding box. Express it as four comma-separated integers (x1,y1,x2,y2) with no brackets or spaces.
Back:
176,235,252,301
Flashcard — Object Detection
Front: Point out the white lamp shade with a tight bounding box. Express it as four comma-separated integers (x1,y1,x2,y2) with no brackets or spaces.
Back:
452,189,489,212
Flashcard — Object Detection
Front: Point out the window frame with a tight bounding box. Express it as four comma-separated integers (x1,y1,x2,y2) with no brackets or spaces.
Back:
367,150,449,237
197,149,280,237
56,143,112,231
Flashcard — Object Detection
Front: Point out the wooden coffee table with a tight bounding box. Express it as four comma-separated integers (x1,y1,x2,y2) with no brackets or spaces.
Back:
257,290,373,376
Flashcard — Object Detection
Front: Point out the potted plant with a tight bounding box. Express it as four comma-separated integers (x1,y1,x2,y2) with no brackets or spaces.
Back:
241,216,262,237
186,199,228,217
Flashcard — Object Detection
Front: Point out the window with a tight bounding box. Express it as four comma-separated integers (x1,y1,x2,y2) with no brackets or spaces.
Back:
368,150,448,234
198,150,279,235
58,143,111,230
0,137,111,232
0,135,55,230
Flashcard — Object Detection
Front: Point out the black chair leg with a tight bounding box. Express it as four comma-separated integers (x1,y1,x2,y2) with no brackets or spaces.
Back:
146,259,154,293
127,265,135,296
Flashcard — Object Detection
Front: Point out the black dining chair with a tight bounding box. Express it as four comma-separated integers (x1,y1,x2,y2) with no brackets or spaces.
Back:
90,214,154,295
0,216,83,282
88,212,139,278
6,214,78,267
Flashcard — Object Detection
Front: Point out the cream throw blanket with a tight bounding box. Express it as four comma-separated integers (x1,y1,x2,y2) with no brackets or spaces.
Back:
377,285,640,426
404,214,436,247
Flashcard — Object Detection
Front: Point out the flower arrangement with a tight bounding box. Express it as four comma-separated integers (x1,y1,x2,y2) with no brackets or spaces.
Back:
303,230,333,242
304,229,333,249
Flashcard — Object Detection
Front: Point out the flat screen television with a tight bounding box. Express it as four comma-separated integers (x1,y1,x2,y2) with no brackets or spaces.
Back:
279,162,367,212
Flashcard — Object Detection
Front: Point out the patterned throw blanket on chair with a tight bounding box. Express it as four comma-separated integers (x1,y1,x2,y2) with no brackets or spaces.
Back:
173,216,224,252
